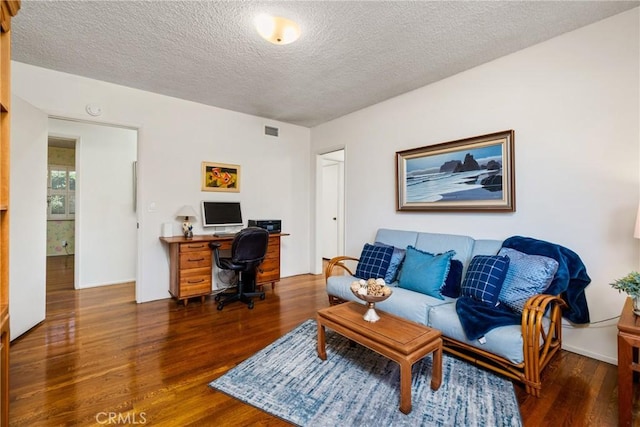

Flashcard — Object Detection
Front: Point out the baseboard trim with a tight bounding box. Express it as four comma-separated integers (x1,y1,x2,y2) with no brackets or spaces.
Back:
563,344,617,365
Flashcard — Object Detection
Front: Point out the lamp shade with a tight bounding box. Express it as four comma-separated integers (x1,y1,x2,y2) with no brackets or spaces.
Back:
176,205,197,220
634,203,640,239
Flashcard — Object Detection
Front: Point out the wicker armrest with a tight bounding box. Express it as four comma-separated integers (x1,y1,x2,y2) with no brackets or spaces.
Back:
520,293,567,396
324,256,359,282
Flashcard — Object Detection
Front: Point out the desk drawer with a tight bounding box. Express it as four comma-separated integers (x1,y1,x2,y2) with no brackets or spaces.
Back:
179,251,211,269
258,258,280,283
266,239,280,256
179,267,211,296
180,280,212,297
180,242,209,253
258,270,279,284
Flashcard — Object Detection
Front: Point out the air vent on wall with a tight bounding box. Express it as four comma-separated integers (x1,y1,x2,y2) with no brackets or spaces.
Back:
265,125,279,137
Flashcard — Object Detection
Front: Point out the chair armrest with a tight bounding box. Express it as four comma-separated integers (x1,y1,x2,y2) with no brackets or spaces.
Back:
208,242,222,268
324,256,359,282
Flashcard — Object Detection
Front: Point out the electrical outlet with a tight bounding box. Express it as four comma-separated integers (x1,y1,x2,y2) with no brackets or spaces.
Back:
62,240,68,247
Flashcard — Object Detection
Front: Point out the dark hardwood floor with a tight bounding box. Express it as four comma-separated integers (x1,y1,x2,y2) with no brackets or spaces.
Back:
7,255,629,426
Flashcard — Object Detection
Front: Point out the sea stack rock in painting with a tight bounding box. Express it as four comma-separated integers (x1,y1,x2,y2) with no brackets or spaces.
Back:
485,160,501,170
450,153,480,173
439,154,499,174
481,175,502,192
440,160,461,173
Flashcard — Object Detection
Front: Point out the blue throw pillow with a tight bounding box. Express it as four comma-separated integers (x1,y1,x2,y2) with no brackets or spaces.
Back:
440,259,463,298
398,246,455,300
461,255,510,306
374,242,406,283
354,243,394,281
497,247,559,313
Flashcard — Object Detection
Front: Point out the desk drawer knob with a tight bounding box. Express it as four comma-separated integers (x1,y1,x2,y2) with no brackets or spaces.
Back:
187,278,205,284
188,257,205,262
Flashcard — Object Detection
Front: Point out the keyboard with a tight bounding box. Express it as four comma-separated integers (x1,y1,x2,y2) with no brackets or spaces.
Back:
213,232,237,237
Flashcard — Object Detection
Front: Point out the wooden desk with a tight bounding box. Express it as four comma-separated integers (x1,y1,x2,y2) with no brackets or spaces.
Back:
617,297,640,426
159,233,288,305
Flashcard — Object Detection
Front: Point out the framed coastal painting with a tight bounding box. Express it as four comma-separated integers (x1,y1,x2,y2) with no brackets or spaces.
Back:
201,162,240,192
396,130,515,212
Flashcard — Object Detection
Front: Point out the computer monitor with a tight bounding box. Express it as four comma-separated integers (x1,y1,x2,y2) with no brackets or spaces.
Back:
201,201,243,228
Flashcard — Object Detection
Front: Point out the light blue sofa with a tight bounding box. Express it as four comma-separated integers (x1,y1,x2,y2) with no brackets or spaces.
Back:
325,228,565,396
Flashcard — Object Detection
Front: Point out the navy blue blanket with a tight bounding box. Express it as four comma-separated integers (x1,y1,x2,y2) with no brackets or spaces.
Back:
455,297,521,341
456,236,591,341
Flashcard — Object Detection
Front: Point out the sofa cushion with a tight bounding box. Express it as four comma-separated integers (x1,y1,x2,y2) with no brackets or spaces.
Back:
376,287,452,325
470,239,504,258
326,274,451,325
354,243,393,280
398,246,454,299
461,255,510,306
428,302,526,364
414,232,475,267
374,229,418,250
374,242,406,284
497,247,559,313
441,259,463,298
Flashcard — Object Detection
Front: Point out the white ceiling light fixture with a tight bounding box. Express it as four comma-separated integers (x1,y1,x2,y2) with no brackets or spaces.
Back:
255,14,300,45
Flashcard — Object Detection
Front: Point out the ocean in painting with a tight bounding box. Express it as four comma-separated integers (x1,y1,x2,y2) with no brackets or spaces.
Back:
406,169,503,203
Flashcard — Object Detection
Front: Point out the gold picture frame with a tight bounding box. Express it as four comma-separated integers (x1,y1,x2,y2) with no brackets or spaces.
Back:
201,162,240,192
396,130,515,212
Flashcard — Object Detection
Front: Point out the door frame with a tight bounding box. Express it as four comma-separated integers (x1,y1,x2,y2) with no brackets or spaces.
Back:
47,118,139,292
313,148,346,275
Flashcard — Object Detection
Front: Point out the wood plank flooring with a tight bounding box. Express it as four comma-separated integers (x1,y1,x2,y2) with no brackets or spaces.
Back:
7,255,628,426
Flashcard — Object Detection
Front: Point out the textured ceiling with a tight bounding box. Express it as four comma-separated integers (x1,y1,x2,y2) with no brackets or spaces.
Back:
11,1,639,128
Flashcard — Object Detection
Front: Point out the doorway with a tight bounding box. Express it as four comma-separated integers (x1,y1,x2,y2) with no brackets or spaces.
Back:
11,99,140,340
46,137,76,279
47,118,138,291
317,149,345,269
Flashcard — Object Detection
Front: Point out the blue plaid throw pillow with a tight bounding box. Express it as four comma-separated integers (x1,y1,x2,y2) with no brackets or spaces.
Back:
461,255,510,306
354,243,394,281
374,242,406,283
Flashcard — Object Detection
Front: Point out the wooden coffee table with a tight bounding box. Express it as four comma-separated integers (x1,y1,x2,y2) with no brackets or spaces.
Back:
317,301,442,414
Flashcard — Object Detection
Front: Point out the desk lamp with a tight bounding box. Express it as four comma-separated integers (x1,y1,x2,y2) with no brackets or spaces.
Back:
176,205,197,238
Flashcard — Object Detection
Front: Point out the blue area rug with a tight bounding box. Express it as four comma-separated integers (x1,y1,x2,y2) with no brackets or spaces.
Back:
209,319,522,426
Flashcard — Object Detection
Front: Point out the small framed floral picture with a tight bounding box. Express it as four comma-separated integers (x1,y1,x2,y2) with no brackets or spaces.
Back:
201,162,240,192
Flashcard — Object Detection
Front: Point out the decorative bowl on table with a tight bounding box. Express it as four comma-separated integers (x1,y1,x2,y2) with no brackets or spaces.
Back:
350,278,392,323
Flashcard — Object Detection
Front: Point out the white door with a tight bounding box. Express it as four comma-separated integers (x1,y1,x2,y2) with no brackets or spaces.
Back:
10,96,48,339
322,162,339,259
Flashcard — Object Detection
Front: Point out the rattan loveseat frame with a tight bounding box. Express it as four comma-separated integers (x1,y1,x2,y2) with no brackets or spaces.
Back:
325,255,566,397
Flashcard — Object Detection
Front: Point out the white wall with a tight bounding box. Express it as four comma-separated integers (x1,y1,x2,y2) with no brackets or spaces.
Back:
48,119,137,288
310,9,639,364
12,63,311,303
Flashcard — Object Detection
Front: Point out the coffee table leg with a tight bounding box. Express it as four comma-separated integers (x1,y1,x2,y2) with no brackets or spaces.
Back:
399,360,412,414
317,320,327,360
431,342,442,390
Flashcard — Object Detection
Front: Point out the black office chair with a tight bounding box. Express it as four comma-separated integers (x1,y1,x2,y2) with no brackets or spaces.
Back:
209,227,269,310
